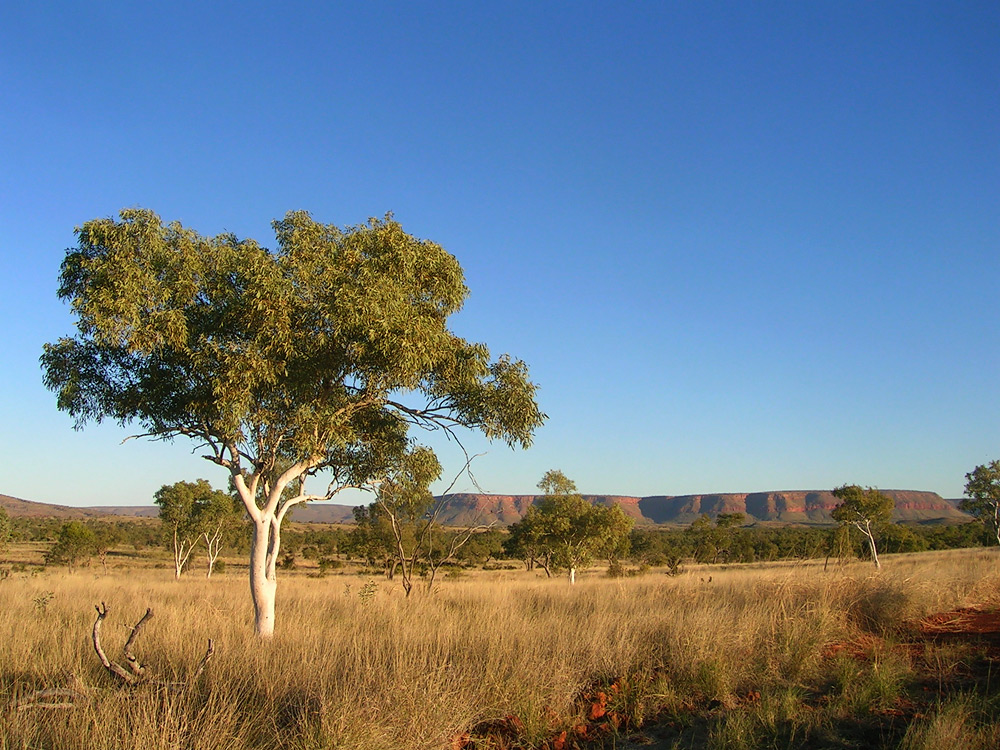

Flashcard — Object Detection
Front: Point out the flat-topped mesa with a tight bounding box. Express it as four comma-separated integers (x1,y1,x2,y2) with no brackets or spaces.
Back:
637,490,965,524
433,494,644,526
1,489,969,526
428,490,967,526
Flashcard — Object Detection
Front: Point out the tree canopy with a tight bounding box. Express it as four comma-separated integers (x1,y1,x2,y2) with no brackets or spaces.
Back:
831,484,894,569
506,471,633,583
43,208,545,636
962,460,1000,547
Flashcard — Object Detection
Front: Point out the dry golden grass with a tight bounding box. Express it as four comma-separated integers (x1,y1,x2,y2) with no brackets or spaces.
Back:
2,549,999,749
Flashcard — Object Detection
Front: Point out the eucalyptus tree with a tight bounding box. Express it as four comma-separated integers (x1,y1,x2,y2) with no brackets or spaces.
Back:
154,480,211,578
45,521,97,570
509,470,633,584
42,208,544,637
197,488,243,578
830,485,894,569
962,460,1000,547
370,447,490,595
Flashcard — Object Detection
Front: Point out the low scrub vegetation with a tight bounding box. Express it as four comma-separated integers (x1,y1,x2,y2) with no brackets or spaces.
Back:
2,547,999,749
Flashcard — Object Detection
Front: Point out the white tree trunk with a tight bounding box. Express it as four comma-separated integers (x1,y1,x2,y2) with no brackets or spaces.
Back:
173,530,195,580
204,530,222,578
232,461,317,639
250,518,277,639
569,566,576,585
863,521,881,569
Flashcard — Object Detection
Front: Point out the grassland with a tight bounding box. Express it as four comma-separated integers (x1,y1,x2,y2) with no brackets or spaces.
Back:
2,548,999,749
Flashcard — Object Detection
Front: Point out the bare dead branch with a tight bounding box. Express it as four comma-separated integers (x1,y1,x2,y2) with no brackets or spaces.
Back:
123,608,153,675
191,640,214,683
93,603,137,685
92,603,213,691
16,686,91,711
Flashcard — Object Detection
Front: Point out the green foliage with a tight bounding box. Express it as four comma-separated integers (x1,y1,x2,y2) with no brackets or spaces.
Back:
962,460,1000,546
505,471,634,581
154,479,236,576
344,504,398,573
454,528,504,565
155,480,239,532
684,512,749,564
831,485,894,529
879,523,930,554
831,485,894,568
536,469,577,496
45,521,97,568
41,208,544,509
621,519,970,569
155,481,207,535
0,506,11,551
43,208,544,631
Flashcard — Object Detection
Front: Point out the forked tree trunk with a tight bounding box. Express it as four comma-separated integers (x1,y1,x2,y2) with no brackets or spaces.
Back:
204,529,224,578
861,520,881,570
173,529,196,580
232,460,318,639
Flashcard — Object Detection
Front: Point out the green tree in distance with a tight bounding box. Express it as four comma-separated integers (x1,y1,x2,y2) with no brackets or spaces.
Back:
346,504,400,578
89,522,122,574
45,521,97,570
962,460,1000,547
370,448,492,596
198,488,244,578
372,446,441,597
155,479,224,579
508,470,633,584
831,485,894,569
0,506,12,552
502,503,552,574
42,208,544,638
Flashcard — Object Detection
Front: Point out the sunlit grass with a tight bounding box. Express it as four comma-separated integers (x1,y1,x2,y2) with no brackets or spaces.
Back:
1,548,998,749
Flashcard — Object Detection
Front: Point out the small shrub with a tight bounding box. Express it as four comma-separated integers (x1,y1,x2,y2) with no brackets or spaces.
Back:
358,580,378,604
665,555,684,577
32,591,54,613
318,558,342,576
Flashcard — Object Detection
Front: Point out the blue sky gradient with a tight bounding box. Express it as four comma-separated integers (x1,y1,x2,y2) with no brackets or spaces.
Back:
1,2,998,505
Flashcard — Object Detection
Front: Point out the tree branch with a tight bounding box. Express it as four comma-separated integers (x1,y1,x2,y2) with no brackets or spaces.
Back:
93,603,137,685
123,607,154,676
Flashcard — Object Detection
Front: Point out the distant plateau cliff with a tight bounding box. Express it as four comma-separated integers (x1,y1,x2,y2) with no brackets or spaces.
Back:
2,489,967,526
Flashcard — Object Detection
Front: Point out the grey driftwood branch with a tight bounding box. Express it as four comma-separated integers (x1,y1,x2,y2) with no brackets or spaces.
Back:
92,602,214,688
14,604,214,711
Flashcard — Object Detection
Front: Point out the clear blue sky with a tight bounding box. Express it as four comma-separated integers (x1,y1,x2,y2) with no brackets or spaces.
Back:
1,1,997,506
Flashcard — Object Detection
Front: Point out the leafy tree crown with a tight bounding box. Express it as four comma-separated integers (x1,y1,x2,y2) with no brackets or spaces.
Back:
42,209,545,507
830,485,894,527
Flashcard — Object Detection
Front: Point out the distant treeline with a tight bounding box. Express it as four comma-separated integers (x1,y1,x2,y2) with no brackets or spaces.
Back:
5,514,991,571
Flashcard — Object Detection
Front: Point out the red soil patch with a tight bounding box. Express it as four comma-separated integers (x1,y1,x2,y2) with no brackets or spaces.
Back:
919,607,1000,636
916,606,1000,657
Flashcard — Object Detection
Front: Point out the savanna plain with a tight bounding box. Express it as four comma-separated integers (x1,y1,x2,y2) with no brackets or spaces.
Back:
3,548,1000,750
